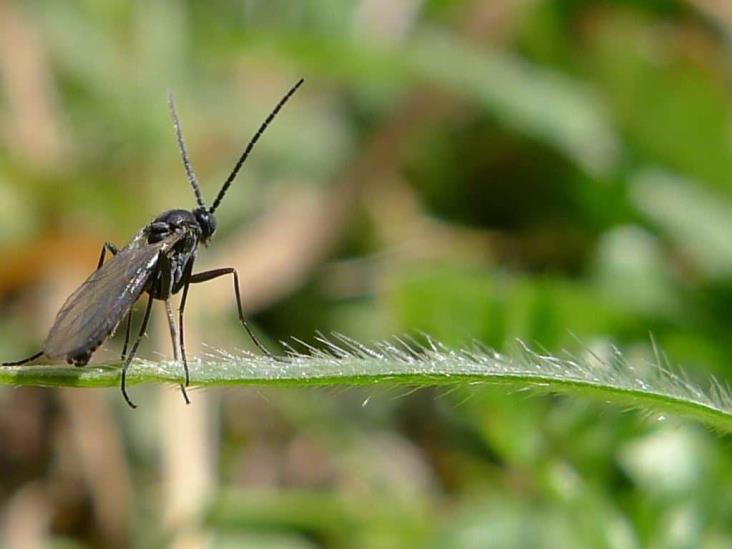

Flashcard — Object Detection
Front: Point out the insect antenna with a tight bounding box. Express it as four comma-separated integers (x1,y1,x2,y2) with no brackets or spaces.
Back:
209,78,304,214
168,90,206,209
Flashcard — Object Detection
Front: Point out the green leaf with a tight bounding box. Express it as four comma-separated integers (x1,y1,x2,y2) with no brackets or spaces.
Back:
631,169,732,279
2,335,731,434
234,30,620,177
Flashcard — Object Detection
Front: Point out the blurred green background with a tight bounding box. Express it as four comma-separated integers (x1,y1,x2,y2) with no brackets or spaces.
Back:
1,0,732,547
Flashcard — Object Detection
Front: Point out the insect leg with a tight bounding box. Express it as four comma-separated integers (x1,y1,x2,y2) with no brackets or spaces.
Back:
177,259,196,393
164,300,179,361
165,298,190,405
2,350,44,366
96,242,119,269
120,310,133,360
120,292,154,409
189,267,276,358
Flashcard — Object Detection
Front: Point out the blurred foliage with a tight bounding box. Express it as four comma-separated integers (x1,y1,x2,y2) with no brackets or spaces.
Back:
2,0,732,547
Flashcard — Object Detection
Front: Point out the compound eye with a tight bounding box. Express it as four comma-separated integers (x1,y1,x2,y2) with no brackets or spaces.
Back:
193,207,216,239
204,214,216,238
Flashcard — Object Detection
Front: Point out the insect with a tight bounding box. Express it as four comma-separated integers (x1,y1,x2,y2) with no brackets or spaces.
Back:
2,79,304,408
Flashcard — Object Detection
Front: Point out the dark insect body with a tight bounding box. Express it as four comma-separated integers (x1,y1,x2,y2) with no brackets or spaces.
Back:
2,79,304,408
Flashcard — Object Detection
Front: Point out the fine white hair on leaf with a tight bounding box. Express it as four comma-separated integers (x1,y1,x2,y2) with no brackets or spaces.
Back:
1,333,731,433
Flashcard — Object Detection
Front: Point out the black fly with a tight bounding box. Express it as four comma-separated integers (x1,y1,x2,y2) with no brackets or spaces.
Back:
2,79,304,408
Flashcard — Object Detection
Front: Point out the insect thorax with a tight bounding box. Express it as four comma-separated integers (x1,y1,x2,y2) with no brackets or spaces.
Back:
145,209,201,298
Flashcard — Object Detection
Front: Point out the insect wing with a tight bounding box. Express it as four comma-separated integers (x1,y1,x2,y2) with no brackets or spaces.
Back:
44,233,183,361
